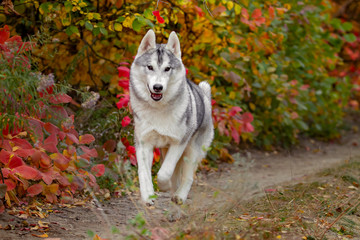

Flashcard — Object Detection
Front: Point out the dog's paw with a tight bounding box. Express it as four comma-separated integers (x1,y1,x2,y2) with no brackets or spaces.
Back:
146,199,155,206
171,195,183,205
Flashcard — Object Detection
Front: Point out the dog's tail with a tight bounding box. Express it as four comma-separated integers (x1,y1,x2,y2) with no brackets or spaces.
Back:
199,81,211,100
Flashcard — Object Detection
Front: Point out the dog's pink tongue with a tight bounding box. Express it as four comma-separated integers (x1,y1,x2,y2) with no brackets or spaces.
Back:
151,93,162,101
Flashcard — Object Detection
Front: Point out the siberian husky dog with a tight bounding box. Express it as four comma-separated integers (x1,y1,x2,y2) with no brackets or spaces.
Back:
129,30,214,205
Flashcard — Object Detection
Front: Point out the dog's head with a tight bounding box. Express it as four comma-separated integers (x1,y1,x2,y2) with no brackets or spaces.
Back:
132,30,185,102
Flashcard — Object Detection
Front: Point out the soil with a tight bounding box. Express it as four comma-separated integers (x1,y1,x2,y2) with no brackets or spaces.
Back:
1,131,360,240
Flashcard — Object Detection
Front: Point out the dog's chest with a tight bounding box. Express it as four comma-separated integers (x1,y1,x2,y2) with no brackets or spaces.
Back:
135,109,186,147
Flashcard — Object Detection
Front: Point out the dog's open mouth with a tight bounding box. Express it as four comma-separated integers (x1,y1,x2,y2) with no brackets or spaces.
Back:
151,93,163,101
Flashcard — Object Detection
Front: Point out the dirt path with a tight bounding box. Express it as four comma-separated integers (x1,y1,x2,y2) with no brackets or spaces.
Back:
1,132,360,239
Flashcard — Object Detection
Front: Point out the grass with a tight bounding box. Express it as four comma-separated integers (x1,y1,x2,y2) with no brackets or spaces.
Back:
169,160,360,239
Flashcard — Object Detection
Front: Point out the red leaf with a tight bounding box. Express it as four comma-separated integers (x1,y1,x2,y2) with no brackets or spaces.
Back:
194,6,205,17
153,11,165,24
251,9,262,19
13,165,40,180
27,118,44,142
242,112,254,123
242,122,254,133
229,106,242,116
79,134,95,144
91,164,105,177
118,79,129,90
121,116,131,127
103,140,116,152
42,134,58,153
49,94,72,104
0,149,11,165
126,145,136,155
44,122,60,135
116,94,130,109
15,148,35,158
129,154,137,166
27,184,43,196
49,106,68,119
41,171,55,185
0,25,10,44
4,179,16,191
9,155,24,169
66,133,79,144
231,126,240,144
79,146,98,159
2,168,11,178
117,66,130,79
11,138,32,149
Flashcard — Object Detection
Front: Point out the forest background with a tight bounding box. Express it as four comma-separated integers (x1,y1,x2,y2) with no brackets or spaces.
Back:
0,0,360,211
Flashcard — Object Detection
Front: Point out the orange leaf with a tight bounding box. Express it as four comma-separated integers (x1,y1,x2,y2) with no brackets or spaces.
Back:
27,184,43,196
79,134,95,144
50,153,70,171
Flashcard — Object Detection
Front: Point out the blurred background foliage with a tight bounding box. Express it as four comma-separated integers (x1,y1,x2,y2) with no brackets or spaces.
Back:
1,0,360,156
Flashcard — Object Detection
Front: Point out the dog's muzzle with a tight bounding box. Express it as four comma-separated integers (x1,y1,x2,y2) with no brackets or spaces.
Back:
148,84,163,101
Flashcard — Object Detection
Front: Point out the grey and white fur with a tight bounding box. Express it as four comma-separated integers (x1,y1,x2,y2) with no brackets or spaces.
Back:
129,30,214,205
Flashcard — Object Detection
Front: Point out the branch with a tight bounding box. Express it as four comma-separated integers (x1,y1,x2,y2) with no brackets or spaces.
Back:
82,39,118,66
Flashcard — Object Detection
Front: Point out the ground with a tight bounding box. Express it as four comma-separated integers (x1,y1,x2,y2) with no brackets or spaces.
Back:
1,131,360,239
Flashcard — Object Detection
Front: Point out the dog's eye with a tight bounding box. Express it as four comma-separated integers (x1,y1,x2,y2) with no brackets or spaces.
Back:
164,67,171,72
147,65,154,71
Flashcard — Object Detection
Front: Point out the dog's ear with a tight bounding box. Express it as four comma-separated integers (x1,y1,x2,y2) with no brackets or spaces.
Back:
166,31,181,59
137,29,156,56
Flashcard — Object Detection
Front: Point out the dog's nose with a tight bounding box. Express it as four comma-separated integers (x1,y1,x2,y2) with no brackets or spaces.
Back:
153,84,163,92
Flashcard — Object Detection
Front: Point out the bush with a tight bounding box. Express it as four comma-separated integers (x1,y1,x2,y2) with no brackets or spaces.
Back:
0,0,353,154
0,26,104,211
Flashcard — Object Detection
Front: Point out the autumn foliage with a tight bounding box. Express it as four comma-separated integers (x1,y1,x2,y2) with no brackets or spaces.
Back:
0,26,104,212
0,0,358,209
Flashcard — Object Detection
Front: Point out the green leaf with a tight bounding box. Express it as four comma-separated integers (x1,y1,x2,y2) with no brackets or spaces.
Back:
64,1,72,12
65,25,79,36
132,18,143,32
342,22,352,32
99,27,108,35
344,33,356,43
85,21,93,31
144,9,154,20
116,16,125,22
93,27,101,36
94,13,101,20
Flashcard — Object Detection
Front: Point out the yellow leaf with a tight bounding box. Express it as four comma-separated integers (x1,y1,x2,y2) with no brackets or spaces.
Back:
87,12,94,20
276,236,282,239
31,233,48,238
226,1,234,10
249,102,256,111
122,16,133,28
114,22,122,31
234,3,241,15
229,91,236,100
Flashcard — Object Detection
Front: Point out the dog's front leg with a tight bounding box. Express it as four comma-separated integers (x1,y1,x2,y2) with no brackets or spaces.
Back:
157,143,187,192
136,143,155,205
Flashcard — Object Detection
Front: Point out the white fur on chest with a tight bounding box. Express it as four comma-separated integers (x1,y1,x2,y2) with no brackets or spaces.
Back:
134,108,186,147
